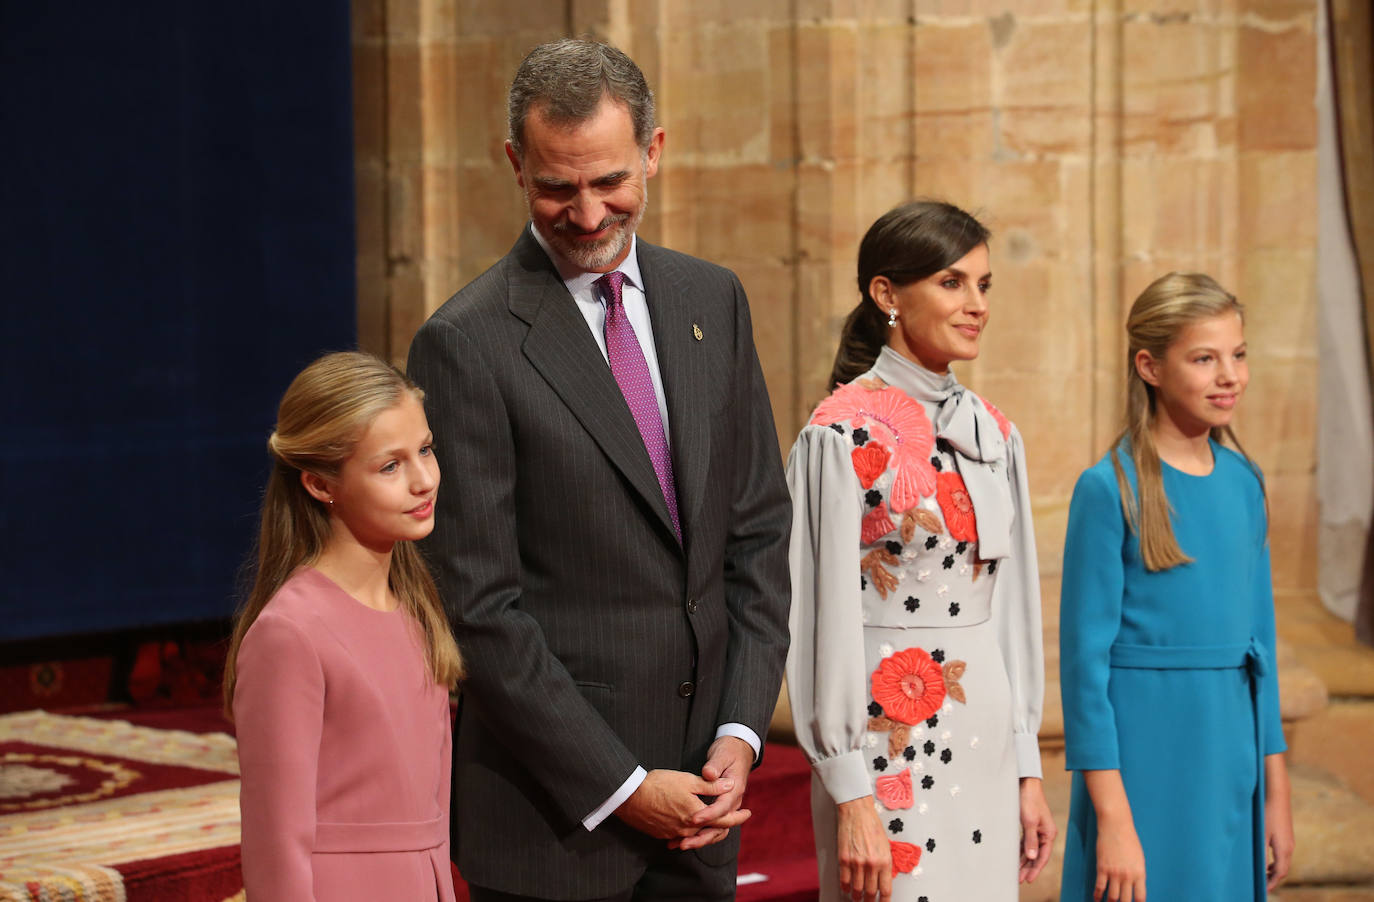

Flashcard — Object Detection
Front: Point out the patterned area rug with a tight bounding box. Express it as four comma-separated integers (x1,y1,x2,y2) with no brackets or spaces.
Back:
0,711,243,902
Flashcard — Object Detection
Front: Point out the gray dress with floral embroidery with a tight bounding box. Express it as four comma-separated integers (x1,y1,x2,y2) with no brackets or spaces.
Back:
785,347,1045,902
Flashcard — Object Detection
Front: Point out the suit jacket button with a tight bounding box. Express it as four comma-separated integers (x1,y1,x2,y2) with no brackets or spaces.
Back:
686,598,698,614
677,681,695,698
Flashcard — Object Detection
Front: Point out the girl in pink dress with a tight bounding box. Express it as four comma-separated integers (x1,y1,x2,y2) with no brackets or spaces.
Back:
224,351,464,901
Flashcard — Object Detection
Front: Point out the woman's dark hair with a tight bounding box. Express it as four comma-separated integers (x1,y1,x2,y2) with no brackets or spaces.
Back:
828,200,991,389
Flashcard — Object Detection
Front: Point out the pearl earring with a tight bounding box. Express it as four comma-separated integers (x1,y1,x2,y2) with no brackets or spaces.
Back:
887,308,898,328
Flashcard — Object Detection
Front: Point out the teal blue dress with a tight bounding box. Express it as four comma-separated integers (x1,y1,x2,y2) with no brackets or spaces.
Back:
1059,440,1285,901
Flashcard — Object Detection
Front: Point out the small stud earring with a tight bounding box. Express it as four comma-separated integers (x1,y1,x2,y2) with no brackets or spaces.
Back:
887,308,898,328
328,500,334,505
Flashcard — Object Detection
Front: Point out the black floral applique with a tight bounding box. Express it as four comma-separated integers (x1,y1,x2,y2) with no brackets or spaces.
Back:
955,541,968,554
865,489,882,507
861,575,868,591
873,756,888,772
972,829,982,844
904,596,920,612
930,456,943,471
829,423,845,435
923,740,936,756
903,745,916,761
889,818,904,833
868,700,884,717
918,897,929,902
930,648,946,663
942,555,955,570
987,560,997,575
940,748,953,764
886,540,902,556
921,774,934,790
925,536,939,550
926,838,936,853
852,427,870,446
948,602,961,617
926,714,939,728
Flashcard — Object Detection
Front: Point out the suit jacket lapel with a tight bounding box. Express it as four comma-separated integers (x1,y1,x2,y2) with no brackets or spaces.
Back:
639,242,710,551
508,230,679,545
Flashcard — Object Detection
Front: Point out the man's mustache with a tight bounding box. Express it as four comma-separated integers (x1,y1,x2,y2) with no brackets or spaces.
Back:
553,213,630,236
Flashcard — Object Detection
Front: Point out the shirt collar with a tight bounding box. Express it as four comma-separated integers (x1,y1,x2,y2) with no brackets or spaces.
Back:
529,223,643,299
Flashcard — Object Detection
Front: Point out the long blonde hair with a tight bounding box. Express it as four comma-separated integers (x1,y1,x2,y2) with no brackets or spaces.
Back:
223,351,462,716
1112,272,1260,571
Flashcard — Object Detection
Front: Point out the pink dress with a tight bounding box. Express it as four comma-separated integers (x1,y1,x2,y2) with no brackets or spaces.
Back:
234,567,456,901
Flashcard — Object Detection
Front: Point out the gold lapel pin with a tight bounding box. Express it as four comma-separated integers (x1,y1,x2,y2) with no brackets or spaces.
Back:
692,323,703,341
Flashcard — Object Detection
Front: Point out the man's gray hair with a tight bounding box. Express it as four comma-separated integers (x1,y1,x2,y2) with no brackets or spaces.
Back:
507,39,656,158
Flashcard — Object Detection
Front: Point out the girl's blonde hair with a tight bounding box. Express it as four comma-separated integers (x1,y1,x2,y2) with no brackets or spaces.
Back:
1112,272,1260,571
223,351,462,716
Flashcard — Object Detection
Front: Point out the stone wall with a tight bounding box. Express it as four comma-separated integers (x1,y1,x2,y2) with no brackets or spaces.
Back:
352,0,1319,597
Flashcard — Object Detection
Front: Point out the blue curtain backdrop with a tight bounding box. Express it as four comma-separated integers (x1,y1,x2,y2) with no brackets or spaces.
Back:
0,5,357,639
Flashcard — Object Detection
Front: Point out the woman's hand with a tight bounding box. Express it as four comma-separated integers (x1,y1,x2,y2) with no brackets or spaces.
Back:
1093,814,1146,902
836,796,893,902
1082,769,1145,902
1265,754,1295,889
1018,776,1057,883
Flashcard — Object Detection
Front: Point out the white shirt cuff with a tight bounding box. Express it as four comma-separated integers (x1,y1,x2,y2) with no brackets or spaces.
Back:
714,722,762,762
814,749,874,804
582,766,646,831
1015,732,1043,779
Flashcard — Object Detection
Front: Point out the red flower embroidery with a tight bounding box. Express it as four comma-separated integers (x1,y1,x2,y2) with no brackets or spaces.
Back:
861,502,896,545
936,471,978,544
810,382,936,511
851,442,890,489
977,394,1012,440
875,769,914,810
871,648,947,725
891,840,922,874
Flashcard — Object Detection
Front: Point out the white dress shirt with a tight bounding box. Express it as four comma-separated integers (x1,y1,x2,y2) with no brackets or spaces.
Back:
529,225,762,830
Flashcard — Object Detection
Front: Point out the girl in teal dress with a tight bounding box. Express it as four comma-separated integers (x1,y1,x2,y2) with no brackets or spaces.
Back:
1059,273,1295,902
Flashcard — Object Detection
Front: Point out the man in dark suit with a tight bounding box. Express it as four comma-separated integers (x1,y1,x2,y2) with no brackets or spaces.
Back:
407,39,791,902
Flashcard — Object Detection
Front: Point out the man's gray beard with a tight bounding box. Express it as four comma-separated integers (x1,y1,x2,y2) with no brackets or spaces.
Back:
547,211,636,272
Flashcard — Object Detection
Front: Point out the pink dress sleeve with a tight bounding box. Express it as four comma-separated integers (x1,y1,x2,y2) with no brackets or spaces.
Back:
233,612,324,900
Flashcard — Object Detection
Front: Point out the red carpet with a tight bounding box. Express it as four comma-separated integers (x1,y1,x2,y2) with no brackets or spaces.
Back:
1,707,820,901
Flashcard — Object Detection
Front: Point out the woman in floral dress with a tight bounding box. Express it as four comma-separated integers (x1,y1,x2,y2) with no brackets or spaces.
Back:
785,200,1055,902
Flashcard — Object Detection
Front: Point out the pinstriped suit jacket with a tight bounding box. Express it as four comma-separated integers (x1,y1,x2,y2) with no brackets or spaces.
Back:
407,228,792,898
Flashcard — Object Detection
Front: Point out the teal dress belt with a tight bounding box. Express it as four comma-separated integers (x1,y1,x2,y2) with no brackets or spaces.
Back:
1108,637,1271,902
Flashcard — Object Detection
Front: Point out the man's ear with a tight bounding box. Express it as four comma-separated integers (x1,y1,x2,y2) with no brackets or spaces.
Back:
505,140,524,187
643,127,665,179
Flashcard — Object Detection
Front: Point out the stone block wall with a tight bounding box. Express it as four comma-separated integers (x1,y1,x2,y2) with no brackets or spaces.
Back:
352,0,1319,597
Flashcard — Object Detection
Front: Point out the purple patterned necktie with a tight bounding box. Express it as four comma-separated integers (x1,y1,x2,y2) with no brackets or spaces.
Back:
598,270,681,540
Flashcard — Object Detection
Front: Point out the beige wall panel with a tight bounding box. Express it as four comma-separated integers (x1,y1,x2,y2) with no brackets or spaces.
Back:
1238,19,1318,152
1000,109,1092,157
913,21,994,115
1239,151,1319,250
914,110,999,164
457,0,567,35
1243,358,1320,472
686,165,797,263
731,258,800,452
1268,470,1320,592
997,18,1093,113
